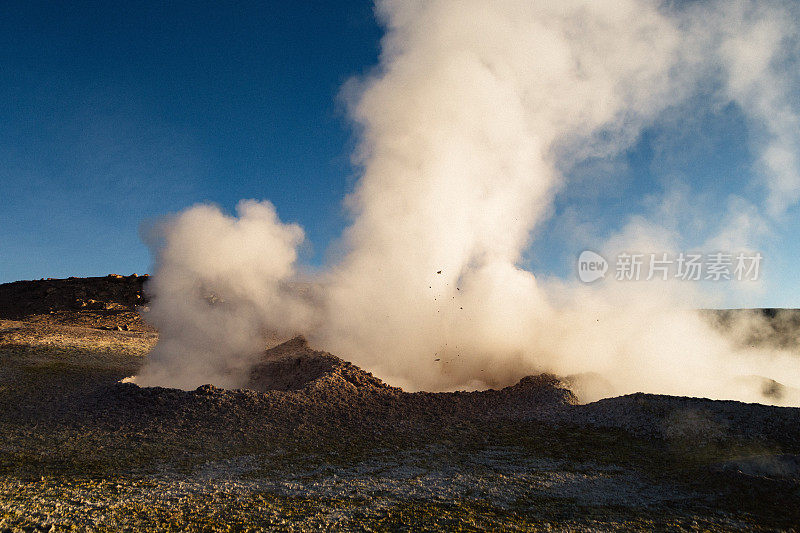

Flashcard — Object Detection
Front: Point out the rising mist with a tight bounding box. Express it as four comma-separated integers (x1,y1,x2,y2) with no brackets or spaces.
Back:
135,0,800,406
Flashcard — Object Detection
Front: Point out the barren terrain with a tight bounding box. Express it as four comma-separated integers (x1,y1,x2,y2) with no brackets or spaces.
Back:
0,276,799,531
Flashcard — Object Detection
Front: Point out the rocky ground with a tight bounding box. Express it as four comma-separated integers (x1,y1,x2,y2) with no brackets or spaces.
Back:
0,276,799,531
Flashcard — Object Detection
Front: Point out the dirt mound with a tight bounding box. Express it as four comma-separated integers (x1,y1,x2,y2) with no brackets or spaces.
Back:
247,336,399,393
571,392,800,442
242,336,577,426
460,374,579,417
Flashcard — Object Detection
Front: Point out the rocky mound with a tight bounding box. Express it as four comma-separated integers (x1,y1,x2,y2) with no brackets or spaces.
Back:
451,374,580,418
247,336,398,394
2,275,797,443
241,336,577,425
570,392,800,442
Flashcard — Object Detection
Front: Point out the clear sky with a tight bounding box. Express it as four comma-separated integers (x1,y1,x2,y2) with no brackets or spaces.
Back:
1,1,381,281
1,1,798,307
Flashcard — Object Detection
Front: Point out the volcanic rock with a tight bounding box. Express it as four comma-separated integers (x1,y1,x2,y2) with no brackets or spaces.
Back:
0,275,148,319
247,336,399,394
0,274,151,331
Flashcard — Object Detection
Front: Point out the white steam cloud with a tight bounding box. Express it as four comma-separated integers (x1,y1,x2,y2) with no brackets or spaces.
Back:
135,0,800,405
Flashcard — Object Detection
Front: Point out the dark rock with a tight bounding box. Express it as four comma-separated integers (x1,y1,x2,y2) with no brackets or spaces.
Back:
0,275,151,331
247,336,396,394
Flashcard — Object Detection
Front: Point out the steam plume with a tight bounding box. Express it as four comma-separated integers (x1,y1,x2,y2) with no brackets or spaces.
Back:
135,0,800,405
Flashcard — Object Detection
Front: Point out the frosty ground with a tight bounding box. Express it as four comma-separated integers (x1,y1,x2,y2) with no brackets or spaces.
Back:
0,277,798,531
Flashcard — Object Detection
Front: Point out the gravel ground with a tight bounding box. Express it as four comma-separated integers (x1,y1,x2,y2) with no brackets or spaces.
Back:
1,305,800,530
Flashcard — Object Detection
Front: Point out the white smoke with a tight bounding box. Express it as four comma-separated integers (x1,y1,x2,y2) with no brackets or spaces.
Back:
135,0,800,405
138,200,314,389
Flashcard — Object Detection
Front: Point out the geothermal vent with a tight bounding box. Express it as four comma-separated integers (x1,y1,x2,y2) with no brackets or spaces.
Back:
246,336,399,394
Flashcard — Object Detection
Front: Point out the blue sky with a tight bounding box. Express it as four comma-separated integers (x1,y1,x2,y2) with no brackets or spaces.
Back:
1,1,798,307
1,1,380,282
